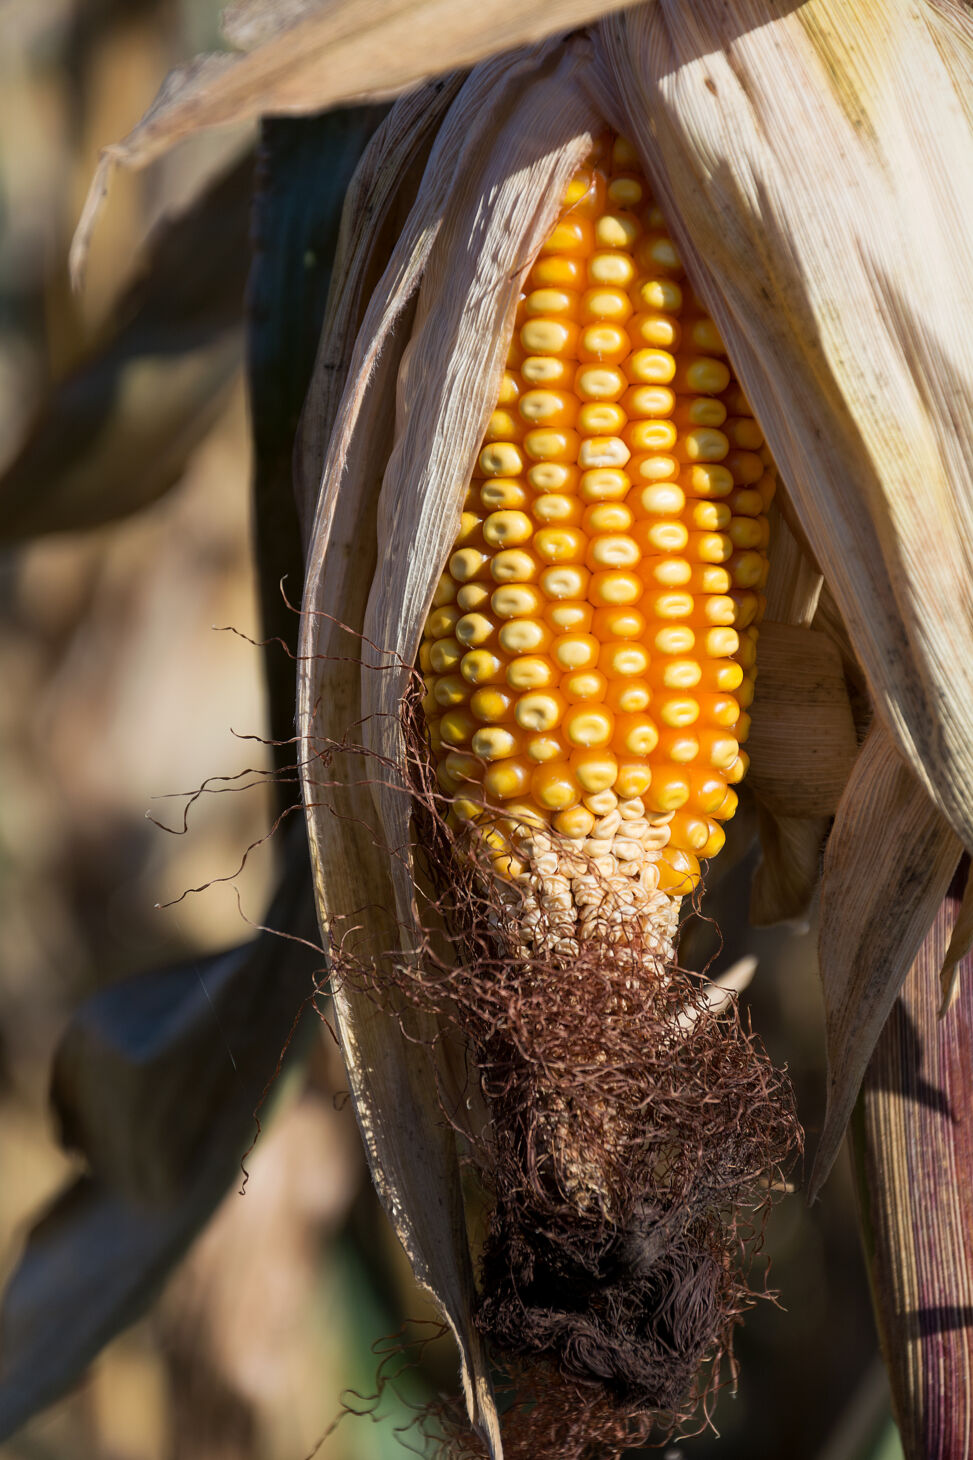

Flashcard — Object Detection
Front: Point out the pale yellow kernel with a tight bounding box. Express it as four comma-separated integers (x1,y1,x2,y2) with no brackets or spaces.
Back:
674,357,732,395
515,691,565,732
624,349,676,386
484,409,524,443
480,479,528,511
521,318,578,357
686,531,732,565
524,427,580,463
561,669,608,702
521,355,572,387
651,658,701,691
531,493,583,525
605,678,651,714
622,384,676,419
578,324,629,363
580,287,633,324
479,442,524,476
532,761,582,810
431,573,457,607
654,624,695,655
471,725,521,760
563,705,614,749
657,695,700,728
681,427,729,463
684,500,731,531
518,389,579,427
640,555,692,589
611,135,639,169
483,757,532,801
588,251,636,287
544,600,593,632
451,795,483,823
471,686,516,722
457,582,491,611
491,548,539,583
430,637,463,673
507,656,556,691
541,564,590,600
583,503,633,535
461,649,505,684
625,420,678,454
525,288,581,320
528,462,579,494
482,510,533,547
433,674,469,708
449,547,488,582
579,468,630,502
704,626,740,658
552,633,599,670
586,534,641,571
569,749,619,794
575,365,626,401
631,312,680,350
632,482,686,517
596,213,640,249
578,402,627,435
632,277,683,313
455,612,495,646
634,519,689,555
526,731,566,763
579,437,630,470
426,605,460,638
491,584,543,619
440,709,478,746
637,233,682,274
553,805,596,838
443,751,481,787
680,463,734,499
599,642,649,677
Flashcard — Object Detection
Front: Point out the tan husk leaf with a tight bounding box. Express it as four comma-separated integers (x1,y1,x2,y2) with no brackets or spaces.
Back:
595,0,973,854
750,806,828,929
69,0,638,284
745,621,858,821
939,860,973,1015
810,719,962,1197
296,41,596,1456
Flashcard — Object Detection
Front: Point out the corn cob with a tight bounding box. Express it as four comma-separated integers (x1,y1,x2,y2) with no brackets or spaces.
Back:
420,134,771,949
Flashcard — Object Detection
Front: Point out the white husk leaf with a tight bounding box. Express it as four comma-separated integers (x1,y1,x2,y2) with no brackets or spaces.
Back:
811,718,961,1196
297,40,596,1455
594,0,973,854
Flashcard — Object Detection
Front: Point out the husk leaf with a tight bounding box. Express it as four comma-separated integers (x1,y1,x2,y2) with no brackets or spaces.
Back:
811,719,962,1197
596,0,973,855
938,859,973,1015
750,805,828,929
855,864,973,1458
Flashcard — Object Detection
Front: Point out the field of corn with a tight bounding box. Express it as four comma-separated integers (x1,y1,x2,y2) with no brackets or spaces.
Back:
0,2,970,1457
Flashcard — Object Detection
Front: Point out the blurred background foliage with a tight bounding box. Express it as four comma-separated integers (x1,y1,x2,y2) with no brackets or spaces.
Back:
0,3,902,1456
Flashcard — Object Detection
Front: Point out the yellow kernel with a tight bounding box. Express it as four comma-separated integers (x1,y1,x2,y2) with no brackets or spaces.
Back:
621,384,676,419
736,711,752,743
630,453,679,485
483,510,533,547
518,389,579,427
561,669,608,702
614,760,653,799
725,752,749,785
727,486,765,517
649,657,701,691
440,709,478,746
541,564,591,599
605,678,651,714
484,409,525,443
540,217,594,256
644,589,694,620
483,757,532,801
528,462,580,493
583,503,632,535
498,619,551,655
578,324,630,363
492,583,544,618
450,547,489,582
612,714,659,757
520,318,579,356
434,674,470,708
697,728,740,770
470,686,516,722
506,656,555,691
644,767,691,814
575,365,626,401
728,517,766,551
524,288,581,321
726,449,765,485
607,175,644,208
737,676,755,710
552,632,599,670
586,534,641,571
699,821,726,859
672,397,728,430
431,573,457,607
656,848,700,895
455,612,495,646
596,212,641,249
624,419,678,454
687,317,726,355
479,442,524,476
442,751,482,787
451,795,484,823
688,564,731,594
656,694,700,728
630,311,680,350
703,627,740,657
599,642,649,677
419,642,434,673
668,810,711,853
672,357,731,395
699,660,744,693
686,531,732,565
430,637,463,673
688,768,731,814
569,750,619,793
680,463,734,499
578,402,627,435
632,277,683,313
633,519,689,555
544,600,593,632
587,251,636,287
579,468,631,502
657,729,699,763
711,786,739,822
654,624,695,655
526,731,567,763
553,805,597,838
524,427,581,463
611,134,639,169
531,761,582,810
579,436,631,470
521,355,573,387
531,494,584,525
563,704,614,748
530,255,584,290
684,500,731,532
639,554,691,588
497,372,520,407
515,691,565,732
631,482,686,517
725,418,764,450
480,478,528,511
426,605,460,638
471,725,522,760
491,548,540,583
679,427,729,463
461,649,505,684
580,287,633,324
534,527,586,563
624,349,676,385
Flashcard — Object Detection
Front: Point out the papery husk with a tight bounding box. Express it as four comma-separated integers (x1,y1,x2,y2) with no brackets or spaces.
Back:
595,1,973,857
939,860,973,1014
296,42,598,1455
750,805,828,929
811,720,962,1197
855,862,973,1459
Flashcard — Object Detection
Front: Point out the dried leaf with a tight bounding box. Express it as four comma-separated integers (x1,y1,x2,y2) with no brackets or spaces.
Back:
810,720,962,1197
763,504,823,630
2,152,251,541
939,857,973,1015
746,621,858,820
749,804,827,929
70,0,639,284
0,843,319,1441
855,863,973,1459
598,1,973,855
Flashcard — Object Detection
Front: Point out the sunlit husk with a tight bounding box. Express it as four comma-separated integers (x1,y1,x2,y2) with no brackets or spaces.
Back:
595,1,973,854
